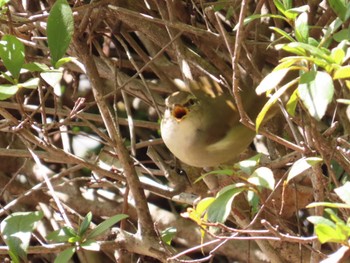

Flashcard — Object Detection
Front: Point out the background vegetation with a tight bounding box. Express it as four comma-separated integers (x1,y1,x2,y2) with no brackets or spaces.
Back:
0,0,349,262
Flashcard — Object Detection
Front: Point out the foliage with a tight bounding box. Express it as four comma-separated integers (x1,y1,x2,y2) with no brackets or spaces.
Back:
47,212,128,263
256,2,350,129
0,211,43,263
307,182,350,244
187,155,275,234
0,0,349,262
47,0,74,68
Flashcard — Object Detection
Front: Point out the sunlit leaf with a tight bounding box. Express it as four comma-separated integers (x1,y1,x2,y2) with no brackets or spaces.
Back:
160,227,177,245
307,202,350,209
86,214,128,239
0,211,43,262
54,247,75,263
47,0,74,67
0,85,18,100
248,167,275,190
308,216,335,227
81,240,101,251
337,99,350,105
286,88,299,116
331,47,345,65
328,0,350,22
295,12,309,43
40,70,63,88
207,184,245,223
0,35,24,79
334,182,350,205
287,157,323,182
194,169,233,184
279,42,332,63
234,14,288,31
78,212,92,237
55,57,74,68
269,26,295,43
334,66,350,79
234,153,261,174
18,78,39,89
0,0,9,8
23,62,50,72
47,228,71,243
315,224,347,244
298,71,334,120
256,77,299,131
256,68,290,95
333,28,350,42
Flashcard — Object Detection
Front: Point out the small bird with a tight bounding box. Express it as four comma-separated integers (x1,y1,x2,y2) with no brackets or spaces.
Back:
161,77,259,167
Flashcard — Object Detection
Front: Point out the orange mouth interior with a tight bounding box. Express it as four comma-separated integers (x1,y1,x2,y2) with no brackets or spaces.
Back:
173,105,188,121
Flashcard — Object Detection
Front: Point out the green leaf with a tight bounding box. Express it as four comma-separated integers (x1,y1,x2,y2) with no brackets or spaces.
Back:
333,28,350,42
40,70,63,88
295,12,309,43
331,46,345,65
276,43,306,56
0,84,18,100
62,226,77,238
334,65,350,79
47,0,74,67
328,0,350,22
234,14,288,31
337,99,350,105
269,26,295,43
86,214,128,239
22,62,50,72
54,247,75,263
322,18,344,46
307,216,335,227
325,208,345,225
286,5,310,15
46,228,71,243
160,227,177,245
315,224,347,244
68,236,81,243
334,182,350,205
78,212,92,237
195,197,215,218
0,0,9,8
0,35,25,79
287,157,323,183
234,153,261,175
18,78,39,89
1,72,15,84
273,0,287,16
286,88,299,116
55,56,74,68
194,169,233,184
307,202,350,209
248,167,275,190
256,68,290,95
279,42,333,63
207,184,245,223
256,77,298,131
308,213,350,243
0,211,43,262
247,190,260,214
298,71,334,120
279,55,329,71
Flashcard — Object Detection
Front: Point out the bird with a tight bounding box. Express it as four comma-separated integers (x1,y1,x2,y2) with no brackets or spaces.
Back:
161,77,261,167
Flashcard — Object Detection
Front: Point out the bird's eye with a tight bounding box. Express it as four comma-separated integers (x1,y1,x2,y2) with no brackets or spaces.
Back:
185,98,196,107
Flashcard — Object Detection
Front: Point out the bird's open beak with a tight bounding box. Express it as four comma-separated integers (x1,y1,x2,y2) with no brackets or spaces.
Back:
172,105,188,121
